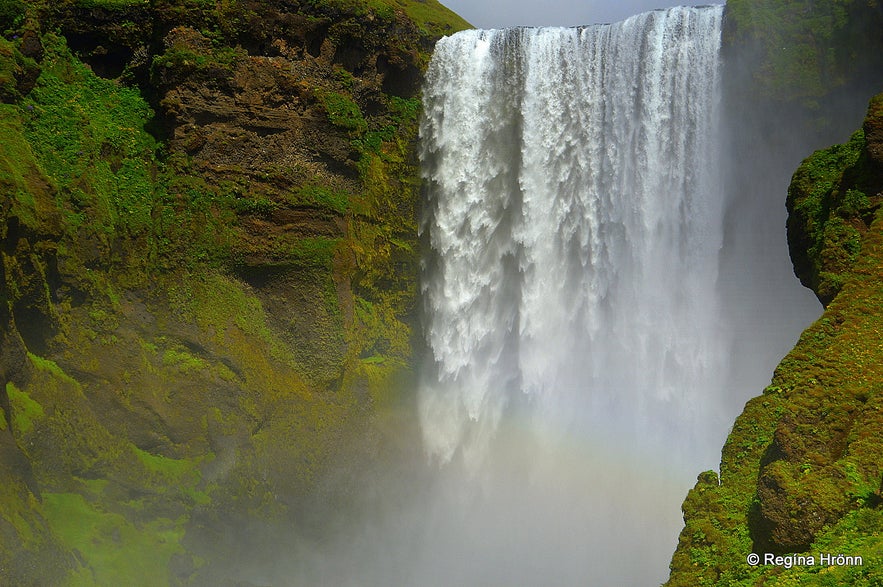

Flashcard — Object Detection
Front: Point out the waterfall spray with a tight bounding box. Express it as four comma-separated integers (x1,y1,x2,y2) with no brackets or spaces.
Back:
420,7,725,472
412,8,726,583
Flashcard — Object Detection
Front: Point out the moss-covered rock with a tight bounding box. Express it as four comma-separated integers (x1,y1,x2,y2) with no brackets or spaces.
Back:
786,118,881,305
723,0,883,119
0,0,468,582
668,92,883,587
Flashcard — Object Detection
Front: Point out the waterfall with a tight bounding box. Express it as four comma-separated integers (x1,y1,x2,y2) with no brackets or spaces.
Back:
257,5,824,586
415,6,726,584
420,6,725,469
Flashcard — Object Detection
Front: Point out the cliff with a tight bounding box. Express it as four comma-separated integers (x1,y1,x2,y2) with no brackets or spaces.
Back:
668,1,883,583
668,95,883,585
0,0,467,584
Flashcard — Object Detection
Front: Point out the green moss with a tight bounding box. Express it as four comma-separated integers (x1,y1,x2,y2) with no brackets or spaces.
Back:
43,492,184,587
724,0,883,108
23,34,158,236
169,272,265,339
153,44,244,76
669,102,883,584
74,0,149,7
320,91,367,135
0,35,38,100
290,184,350,215
787,130,869,301
28,351,78,387
161,347,207,374
132,446,202,488
6,381,44,436
289,236,341,268
0,103,55,232
0,1,460,581
0,0,24,31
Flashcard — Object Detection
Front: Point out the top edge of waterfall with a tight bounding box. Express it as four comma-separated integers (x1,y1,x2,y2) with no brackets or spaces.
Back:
436,3,724,37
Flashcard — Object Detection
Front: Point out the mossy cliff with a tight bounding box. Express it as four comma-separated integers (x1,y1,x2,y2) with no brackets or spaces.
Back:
0,0,467,584
668,2,883,584
721,0,883,138
668,96,883,586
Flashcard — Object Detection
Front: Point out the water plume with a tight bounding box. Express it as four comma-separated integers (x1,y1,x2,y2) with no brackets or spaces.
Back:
415,7,727,583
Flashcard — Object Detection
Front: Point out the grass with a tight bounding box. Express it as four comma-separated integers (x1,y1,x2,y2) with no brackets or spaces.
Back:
306,0,470,37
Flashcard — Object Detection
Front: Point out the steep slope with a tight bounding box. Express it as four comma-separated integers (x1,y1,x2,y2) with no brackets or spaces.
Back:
668,92,883,587
667,2,883,584
0,0,468,584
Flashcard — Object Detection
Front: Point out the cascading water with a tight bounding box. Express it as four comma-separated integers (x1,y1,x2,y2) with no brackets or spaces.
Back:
420,7,725,476
280,5,823,586
416,6,727,584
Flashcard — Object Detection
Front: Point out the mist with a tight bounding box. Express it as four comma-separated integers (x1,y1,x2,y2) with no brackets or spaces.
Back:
195,4,883,586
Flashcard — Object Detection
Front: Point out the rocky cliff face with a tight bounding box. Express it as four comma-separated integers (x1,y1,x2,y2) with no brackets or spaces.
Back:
0,0,467,584
666,2,883,584
668,93,883,587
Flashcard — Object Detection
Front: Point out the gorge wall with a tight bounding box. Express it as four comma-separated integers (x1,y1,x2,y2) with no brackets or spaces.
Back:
668,1,883,584
668,90,883,587
0,0,467,584
2,0,883,585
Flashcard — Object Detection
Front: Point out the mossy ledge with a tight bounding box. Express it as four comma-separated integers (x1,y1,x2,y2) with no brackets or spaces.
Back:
667,93,883,587
0,0,468,583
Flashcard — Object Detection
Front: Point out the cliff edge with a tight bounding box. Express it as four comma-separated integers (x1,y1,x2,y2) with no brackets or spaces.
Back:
668,92,883,587
0,0,467,584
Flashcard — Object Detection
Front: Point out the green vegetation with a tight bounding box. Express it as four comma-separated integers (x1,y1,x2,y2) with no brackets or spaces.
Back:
289,236,341,268
74,0,149,8
0,35,37,100
786,130,870,302
724,0,883,107
306,0,470,36
0,0,469,581
0,0,25,31
6,381,44,435
161,346,207,374
152,43,245,81
290,184,351,214
668,94,883,586
23,34,157,236
321,91,368,135
43,492,185,587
